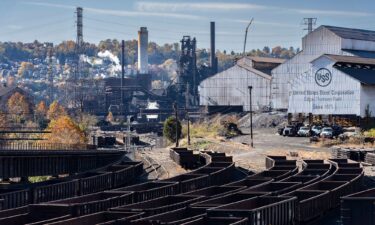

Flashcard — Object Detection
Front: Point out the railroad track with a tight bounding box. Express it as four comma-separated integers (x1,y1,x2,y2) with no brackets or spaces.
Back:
0,148,366,225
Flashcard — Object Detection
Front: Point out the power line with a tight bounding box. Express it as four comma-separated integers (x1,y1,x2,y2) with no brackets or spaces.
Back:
0,17,74,36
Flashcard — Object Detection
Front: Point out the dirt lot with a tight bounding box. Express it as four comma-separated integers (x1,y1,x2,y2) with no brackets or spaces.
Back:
139,128,332,175
204,128,331,171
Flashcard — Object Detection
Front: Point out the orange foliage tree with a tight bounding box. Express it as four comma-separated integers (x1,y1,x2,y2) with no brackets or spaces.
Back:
7,92,31,122
36,101,48,118
0,111,9,139
47,101,66,121
44,116,86,144
106,111,114,123
0,110,9,128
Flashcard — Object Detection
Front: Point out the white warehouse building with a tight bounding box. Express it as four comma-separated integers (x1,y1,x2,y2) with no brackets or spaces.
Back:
288,54,375,117
199,57,284,112
272,25,375,112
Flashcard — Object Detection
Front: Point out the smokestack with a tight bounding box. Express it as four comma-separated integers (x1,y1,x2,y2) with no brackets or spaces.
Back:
138,27,148,74
121,40,125,113
210,22,217,74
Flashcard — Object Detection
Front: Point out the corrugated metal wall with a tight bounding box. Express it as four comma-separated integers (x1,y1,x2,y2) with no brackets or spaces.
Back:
288,56,362,115
199,65,271,111
271,27,345,109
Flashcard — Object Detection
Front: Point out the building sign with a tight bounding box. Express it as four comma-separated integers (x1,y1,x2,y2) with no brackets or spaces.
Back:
288,67,361,115
315,68,332,87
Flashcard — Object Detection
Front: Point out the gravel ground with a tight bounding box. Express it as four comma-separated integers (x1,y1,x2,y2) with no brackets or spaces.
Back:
214,128,331,171
138,127,375,178
136,147,188,179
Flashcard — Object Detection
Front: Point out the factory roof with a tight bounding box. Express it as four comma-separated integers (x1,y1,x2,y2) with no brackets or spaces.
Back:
248,56,286,64
324,54,375,66
343,49,375,58
236,61,272,80
323,25,375,42
311,54,375,85
335,66,375,85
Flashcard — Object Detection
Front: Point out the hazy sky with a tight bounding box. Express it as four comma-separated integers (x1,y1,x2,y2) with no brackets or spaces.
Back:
1,0,375,52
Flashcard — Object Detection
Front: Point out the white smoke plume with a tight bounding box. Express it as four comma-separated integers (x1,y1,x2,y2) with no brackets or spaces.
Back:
80,54,103,66
97,50,121,75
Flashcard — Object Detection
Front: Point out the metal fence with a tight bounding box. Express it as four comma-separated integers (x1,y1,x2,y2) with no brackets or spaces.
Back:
0,142,97,150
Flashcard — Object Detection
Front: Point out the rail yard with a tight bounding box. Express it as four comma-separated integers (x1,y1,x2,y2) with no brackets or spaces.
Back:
2,0,375,224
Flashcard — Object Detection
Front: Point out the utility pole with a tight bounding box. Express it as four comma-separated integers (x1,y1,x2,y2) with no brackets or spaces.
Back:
248,86,254,148
243,18,254,57
173,102,179,147
47,43,53,104
185,107,191,145
303,18,317,33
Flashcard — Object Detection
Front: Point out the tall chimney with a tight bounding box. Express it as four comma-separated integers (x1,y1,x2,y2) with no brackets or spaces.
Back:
138,27,148,74
210,22,217,74
121,40,125,113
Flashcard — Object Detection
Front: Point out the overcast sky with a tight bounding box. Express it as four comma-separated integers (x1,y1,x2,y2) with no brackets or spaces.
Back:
1,0,375,52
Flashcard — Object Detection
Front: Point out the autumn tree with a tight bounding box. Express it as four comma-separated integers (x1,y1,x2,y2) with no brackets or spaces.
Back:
0,111,9,139
0,110,9,129
17,62,34,77
152,80,163,89
106,111,114,123
7,92,31,123
0,110,9,138
36,101,48,118
44,116,86,144
77,113,98,135
35,101,49,129
47,101,66,121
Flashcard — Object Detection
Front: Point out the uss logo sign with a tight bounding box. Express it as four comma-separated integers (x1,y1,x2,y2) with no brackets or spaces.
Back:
315,68,332,87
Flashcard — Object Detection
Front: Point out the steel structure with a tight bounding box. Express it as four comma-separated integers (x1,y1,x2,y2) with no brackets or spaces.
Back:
177,36,198,108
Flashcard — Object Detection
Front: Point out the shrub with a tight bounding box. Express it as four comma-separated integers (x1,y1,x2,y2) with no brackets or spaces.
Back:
163,116,182,143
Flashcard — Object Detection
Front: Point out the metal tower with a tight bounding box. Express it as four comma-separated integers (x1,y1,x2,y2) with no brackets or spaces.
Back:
47,43,54,103
76,7,83,50
303,18,317,33
178,36,198,108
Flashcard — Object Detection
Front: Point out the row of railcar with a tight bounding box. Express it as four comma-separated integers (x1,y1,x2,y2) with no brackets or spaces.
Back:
90,155,300,225
281,158,364,224
0,150,123,179
0,150,239,225
0,160,144,210
0,152,366,225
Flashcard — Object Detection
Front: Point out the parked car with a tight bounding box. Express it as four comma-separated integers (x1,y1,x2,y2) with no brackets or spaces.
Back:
297,126,310,137
331,125,343,137
283,125,298,137
320,127,333,138
311,125,322,136
340,127,361,138
277,127,285,135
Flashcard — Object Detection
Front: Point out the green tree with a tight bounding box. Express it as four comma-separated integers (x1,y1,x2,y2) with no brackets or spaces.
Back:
163,116,182,143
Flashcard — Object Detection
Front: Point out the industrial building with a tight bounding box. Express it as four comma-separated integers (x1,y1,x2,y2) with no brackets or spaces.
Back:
199,56,284,112
272,25,375,111
288,54,375,117
199,25,375,119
